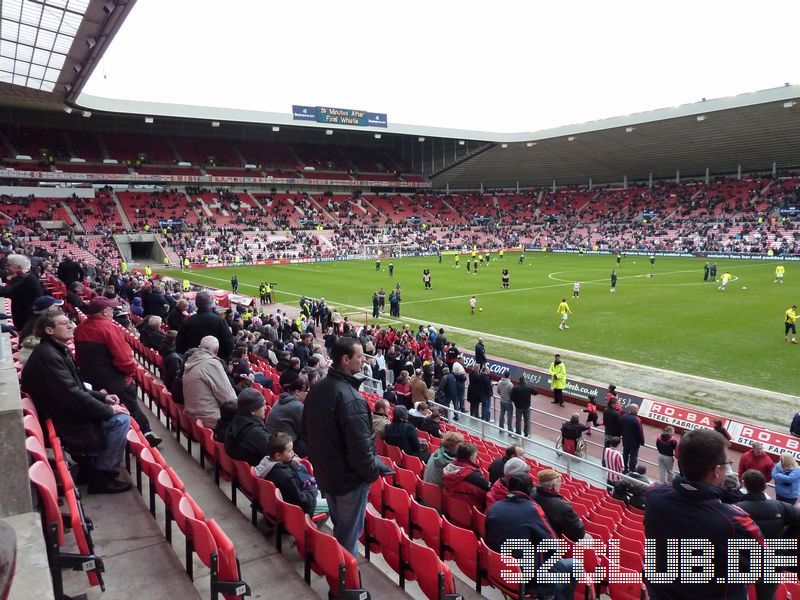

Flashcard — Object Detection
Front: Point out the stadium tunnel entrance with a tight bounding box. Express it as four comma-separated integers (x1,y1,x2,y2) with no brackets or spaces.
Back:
114,233,168,265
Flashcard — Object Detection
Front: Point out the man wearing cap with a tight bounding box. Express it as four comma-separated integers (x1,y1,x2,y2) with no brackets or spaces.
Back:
22,310,132,494
535,468,586,542
0,254,45,332
224,388,270,466
74,296,161,447
175,290,234,361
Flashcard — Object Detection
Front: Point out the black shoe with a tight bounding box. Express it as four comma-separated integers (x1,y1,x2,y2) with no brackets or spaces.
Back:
88,478,133,494
144,432,162,448
559,403,565,407
94,469,119,480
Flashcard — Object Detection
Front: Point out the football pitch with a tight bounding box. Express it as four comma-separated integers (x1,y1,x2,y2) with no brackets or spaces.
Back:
165,252,796,397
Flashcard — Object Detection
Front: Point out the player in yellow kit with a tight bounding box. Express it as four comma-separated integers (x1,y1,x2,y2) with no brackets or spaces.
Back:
775,264,785,284
718,272,732,291
556,298,572,330
786,304,798,344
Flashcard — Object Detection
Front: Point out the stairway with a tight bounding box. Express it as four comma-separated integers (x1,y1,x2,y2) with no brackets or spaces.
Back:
110,191,133,230
59,201,85,232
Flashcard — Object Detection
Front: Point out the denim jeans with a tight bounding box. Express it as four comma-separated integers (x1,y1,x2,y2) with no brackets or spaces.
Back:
95,413,131,471
325,481,371,557
498,403,514,430
481,396,492,421
530,558,576,600
515,407,530,436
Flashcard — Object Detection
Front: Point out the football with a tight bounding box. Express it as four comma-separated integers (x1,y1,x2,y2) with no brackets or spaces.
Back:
479,307,484,312
742,286,747,290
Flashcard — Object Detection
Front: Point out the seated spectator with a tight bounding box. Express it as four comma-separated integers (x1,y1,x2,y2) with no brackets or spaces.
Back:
560,413,589,454
213,401,238,442
278,356,302,388
738,442,775,483
130,296,144,317
384,405,430,462
371,399,391,439
416,408,443,439
613,465,651,509
183,335,237,427
158,331,183,390
21,311,132,494
424,431,463,487
407,401,429,425
255,433,318,517
442,442,490,510
535,469,586,542
773,453,800,505
486,457,530,509
488,444,525,485
265,376,309,457
66,281,88,313
225,388,269,465
140,315,166,349
486,473,576,600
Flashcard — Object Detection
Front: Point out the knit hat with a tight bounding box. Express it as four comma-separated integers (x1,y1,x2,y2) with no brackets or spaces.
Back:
195,291,213,310
504,457,530,477
536,468,561,485
237,388,265,414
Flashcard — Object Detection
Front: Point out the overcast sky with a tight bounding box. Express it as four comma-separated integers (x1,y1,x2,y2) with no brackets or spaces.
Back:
82,0,800,133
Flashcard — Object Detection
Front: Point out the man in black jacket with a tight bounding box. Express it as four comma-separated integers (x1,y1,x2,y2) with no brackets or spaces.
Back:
535,469,586,542
384,405,430,462
301,336,384,557
601,396,623,450
511,379,538,437
175,290,234,361
736,469,800,600
21,311,132,494
57,254,83,287
225,388,269,465
0,254,45,332
474,337,487,367
621,405,645,473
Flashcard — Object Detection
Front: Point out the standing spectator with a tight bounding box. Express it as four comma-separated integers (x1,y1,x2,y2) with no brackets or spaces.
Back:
0,254,45,332
474,337,486,367
488,444,525,485
496,369,514,431
645,428,763,600
182,335,237,428
139,315,166,350
655,426,678,483
486,473,576,600
21,311,132,494
371,399,390,439
601,396,623,449
450,358,467,419
141,283,169,319
467,368,481,419
548,353,566,407
438,367,456,416
57,254,84,287
175,290,234,361
392,370,412,408
772,453,800,504
266,375,309,458
225,388,269,465
713,419,732,445
621,405,645,473
74,296,160,447
442,442,490,511
792,410,800,437
476,364,494,422
535,469,586,542
409,368,433,405
603,437,625,490
738,442,775,483
301,336,384,557
166,298,189,330
511,378,537,437
424,431,463,487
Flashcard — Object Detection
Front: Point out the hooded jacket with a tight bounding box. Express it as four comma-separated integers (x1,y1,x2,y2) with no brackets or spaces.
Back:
424,445,456,486
255,456,317,516
182,347,237,427
265,392,307,456
301,368,381,496
655,433,678,457
644,476,763,600
225,413,270,466
442,459,490,510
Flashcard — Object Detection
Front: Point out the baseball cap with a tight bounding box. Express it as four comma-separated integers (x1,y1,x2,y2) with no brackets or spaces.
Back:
86,296,122,314
32,295,64,313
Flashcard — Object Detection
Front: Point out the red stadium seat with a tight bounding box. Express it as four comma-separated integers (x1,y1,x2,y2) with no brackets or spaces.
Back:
305,516,366,598
441,517,482,591
409,499,442,553
403,536,461,600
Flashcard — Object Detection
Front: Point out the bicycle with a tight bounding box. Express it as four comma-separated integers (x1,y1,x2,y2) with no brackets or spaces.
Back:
555,435,587,459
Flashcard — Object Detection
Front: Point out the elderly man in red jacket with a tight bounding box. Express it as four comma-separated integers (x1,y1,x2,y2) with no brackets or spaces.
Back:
74,296,161,447
737,441,774,483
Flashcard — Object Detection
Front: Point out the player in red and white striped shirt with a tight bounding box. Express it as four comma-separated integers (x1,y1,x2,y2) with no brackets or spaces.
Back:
603,436,624,490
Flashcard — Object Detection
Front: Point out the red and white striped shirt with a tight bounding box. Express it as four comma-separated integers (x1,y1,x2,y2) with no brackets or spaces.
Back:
604,447,624,482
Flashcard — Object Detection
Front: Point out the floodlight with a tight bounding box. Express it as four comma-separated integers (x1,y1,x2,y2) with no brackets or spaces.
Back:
418,137,425,142
783,101,795,108
458,140,465,145
82,111,91,118
211,121,220,127
144,117,154,124
625,126,635,133
501,143,508,148
374,133,381,139
272,126,280,132
325,129,333,135
568,136,576,141
696,115,706,122
63,106,72,114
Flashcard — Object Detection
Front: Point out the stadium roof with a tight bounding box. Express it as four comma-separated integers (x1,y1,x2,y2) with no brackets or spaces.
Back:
0,0,134,109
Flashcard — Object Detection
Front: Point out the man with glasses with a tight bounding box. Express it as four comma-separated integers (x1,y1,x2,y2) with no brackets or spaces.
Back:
21,311,132,494
645,428,763,600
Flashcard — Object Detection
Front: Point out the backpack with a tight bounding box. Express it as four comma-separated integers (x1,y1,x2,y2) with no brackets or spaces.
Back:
434,383,447,405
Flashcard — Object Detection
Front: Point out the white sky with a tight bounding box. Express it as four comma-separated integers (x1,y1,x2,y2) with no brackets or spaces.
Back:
82,0,800,133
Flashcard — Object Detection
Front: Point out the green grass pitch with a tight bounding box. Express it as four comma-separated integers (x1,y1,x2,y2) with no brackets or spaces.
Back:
165,252,796,396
